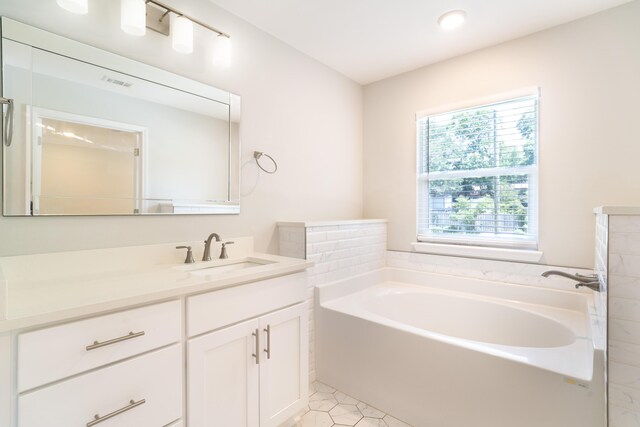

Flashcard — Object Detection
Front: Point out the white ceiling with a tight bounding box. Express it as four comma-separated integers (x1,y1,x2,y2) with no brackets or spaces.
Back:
209,0,632,84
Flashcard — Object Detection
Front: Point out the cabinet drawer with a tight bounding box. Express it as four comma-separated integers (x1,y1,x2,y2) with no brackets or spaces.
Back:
18,344,182,427
18,300,181,391
187,272,307,337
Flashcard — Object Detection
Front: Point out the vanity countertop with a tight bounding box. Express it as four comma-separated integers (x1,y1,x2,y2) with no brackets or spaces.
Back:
0,239,312,333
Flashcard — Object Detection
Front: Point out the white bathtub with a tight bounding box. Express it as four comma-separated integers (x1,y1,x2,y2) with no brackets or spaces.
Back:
315,268,605,427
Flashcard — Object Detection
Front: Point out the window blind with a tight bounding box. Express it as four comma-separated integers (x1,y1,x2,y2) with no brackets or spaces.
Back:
417,94,539,248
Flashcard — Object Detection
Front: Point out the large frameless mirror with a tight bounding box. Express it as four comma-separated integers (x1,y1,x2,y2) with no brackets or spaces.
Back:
1,17,240,216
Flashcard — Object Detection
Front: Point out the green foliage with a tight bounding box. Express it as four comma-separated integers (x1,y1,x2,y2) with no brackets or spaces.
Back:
475,196,495,214
428,109,495,172
517,112,536,166
449,196,476,232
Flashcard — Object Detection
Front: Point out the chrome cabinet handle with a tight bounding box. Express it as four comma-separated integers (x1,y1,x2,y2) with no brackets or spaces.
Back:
0,97,13,147
86,331,145,351
263,325,271,359
87,398,146,426
252,329,260,364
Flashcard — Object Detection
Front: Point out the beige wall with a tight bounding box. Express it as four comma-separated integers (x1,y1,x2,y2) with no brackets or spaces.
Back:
363,1,640,268
0,0,363,256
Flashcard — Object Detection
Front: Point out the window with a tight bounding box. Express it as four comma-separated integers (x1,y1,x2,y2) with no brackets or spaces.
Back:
417,90,539,249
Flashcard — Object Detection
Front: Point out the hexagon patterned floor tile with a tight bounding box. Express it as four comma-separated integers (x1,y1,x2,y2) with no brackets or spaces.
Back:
284,381,413,427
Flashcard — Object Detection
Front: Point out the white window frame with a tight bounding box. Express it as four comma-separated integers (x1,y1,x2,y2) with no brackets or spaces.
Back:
416,87,540,255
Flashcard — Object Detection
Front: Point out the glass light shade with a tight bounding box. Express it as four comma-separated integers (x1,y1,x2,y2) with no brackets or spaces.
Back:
212,35,231,68
121,0,146,36
172,16,194,54
56,0,88,15
438,10,467,30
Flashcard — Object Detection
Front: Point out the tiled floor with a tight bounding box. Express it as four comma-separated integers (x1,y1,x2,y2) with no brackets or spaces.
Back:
284,381,413,427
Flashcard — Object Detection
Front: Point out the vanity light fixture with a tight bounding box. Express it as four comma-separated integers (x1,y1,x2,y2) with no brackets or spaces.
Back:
145,0,232,66
121,0,147,36
56,0,88,15
172,15,194,54
56,0,232,66
212,34,231,68
437,10,467,30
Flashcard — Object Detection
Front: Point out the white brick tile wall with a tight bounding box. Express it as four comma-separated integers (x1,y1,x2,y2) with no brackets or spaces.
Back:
610,318,640,345
604,214,640,426
610,384,640,412
610,405,640,427
278,220,387,380
610,340,640,369
278,225,306,259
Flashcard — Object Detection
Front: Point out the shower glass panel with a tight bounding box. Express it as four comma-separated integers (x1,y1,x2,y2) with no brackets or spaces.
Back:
33,115,142,215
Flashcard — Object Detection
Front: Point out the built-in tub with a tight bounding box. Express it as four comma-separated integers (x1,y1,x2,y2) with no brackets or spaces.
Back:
315,268,605,427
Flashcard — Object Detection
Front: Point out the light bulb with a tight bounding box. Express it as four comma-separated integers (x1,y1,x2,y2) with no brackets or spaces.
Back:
172,16,194,54
57,0,88,15
121,0,146,36
212,35,231,68
438,10,467,31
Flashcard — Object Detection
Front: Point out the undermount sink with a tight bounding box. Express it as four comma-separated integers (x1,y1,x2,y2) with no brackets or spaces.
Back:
182,257,276,276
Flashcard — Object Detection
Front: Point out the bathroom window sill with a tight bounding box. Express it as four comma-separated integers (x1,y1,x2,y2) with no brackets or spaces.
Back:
412,242,543,263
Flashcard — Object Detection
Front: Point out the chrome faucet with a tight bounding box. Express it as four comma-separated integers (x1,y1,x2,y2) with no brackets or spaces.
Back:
541,270,600,292
202,233,221,261
541,270,595,281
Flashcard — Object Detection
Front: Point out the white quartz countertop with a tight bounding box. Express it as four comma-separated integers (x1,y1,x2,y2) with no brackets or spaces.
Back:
594,206,640,215
0,240,312,333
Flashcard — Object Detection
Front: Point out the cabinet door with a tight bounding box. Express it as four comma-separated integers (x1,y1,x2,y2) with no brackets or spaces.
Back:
259,303,309,427
188,318,260,427
0,334,12,427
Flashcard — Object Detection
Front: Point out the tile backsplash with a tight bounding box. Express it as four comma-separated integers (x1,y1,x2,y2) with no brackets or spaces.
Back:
386,250,592,290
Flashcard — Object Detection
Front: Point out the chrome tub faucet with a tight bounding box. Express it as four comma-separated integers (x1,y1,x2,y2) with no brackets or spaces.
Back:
541,270,600,292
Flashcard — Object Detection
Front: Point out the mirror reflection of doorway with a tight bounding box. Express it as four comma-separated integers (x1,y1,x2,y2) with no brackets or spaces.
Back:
31,109,146,215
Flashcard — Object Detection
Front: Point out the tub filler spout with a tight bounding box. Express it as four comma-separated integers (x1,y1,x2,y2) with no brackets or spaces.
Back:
541,270,600,292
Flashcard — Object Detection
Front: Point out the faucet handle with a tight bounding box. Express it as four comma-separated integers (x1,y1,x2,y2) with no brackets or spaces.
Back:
176,246,195,264
219,241,234,259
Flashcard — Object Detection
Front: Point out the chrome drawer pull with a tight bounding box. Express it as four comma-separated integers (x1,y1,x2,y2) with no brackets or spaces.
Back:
86,331,145,351
252,329,260,364
263,325,271,359
86,398,146,426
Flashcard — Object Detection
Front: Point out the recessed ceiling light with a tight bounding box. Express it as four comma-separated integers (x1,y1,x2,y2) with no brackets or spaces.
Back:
438,10,467,30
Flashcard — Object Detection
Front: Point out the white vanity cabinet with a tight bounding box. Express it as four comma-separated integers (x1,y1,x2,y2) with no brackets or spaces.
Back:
188,302,308,427
0,334,11,427
14,301,184,427
18,345,183,427
187,273,308,427
1,251,311,427
17,300,181,391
